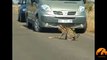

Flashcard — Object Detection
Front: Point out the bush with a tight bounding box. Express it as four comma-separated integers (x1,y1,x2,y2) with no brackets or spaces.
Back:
85,3,93,12
85,3,95,33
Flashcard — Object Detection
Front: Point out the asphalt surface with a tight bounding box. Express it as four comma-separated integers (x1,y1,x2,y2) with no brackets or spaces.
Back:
13,7,94,60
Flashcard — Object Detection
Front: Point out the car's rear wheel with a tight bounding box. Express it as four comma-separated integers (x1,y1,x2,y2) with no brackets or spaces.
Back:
18,13,22,22
33,19,42,32
18,12,26,22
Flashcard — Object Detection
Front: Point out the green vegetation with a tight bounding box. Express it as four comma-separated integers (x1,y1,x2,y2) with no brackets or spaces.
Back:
85,2,94,12
85,2,95,33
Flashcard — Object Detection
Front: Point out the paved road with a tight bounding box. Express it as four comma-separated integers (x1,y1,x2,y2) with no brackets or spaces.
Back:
13,7,94,60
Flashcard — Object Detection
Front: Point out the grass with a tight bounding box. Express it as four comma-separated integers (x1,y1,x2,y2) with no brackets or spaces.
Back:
85,3,95,33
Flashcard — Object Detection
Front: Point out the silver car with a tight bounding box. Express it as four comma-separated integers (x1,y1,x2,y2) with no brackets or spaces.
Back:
26,0,87,33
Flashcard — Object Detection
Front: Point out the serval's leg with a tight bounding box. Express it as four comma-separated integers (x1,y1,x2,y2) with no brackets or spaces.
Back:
64,32,68,40
59,32,64,39
72,29,76,41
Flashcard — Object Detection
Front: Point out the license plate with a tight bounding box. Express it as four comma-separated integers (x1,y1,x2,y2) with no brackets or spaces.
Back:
58,19,73,23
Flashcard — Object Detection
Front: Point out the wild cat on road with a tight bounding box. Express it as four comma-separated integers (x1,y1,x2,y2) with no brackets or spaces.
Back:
48,24,80,41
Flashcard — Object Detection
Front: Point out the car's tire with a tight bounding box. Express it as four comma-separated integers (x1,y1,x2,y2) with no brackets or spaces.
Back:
18,12,26,22
26,17,31,28
33,19,42,32
75,28,86,33
75,23,87,33
18,13,22,22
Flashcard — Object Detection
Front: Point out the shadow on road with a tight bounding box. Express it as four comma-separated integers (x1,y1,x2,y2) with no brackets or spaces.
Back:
41,28,61,33
22,24,61,33
17,20,26,23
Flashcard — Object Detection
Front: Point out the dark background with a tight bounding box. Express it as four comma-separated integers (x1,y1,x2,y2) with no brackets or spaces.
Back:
95,0,107,60
1,0,107,60
1,0,12,60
